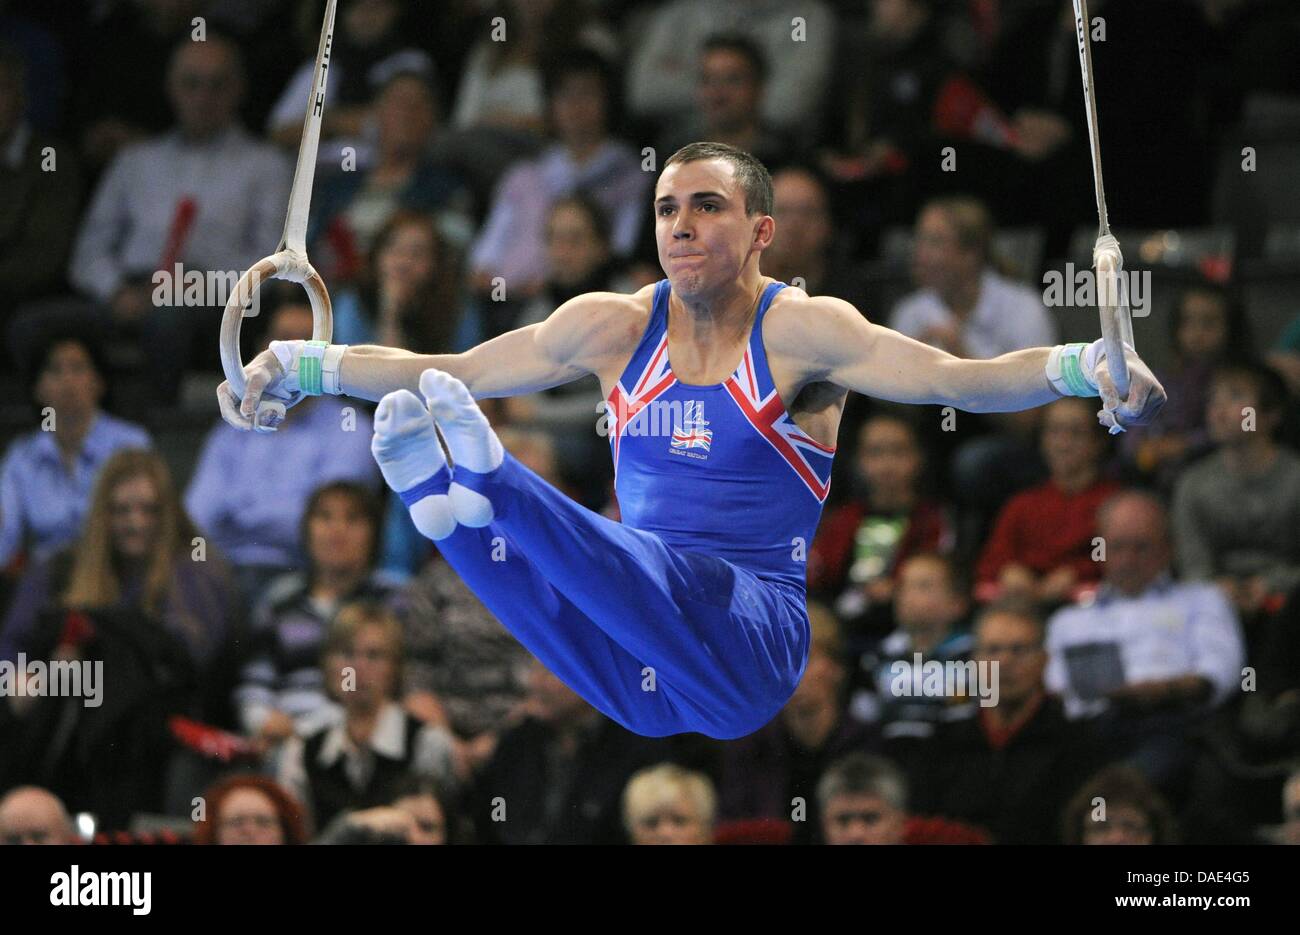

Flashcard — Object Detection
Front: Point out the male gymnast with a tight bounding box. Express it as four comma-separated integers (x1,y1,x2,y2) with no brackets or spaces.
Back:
218,142,1165,740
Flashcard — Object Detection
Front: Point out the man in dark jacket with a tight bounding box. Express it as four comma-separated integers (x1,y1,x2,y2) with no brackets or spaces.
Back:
907,601,1098,844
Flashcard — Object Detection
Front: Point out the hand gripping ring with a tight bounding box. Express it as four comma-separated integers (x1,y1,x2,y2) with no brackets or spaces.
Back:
218,250,333,427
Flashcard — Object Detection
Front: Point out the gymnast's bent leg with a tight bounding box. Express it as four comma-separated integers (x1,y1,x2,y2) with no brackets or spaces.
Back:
373,380,809,739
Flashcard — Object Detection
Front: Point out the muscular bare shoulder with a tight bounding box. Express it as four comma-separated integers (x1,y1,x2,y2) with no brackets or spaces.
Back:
533,282,655,378
762,284,878,384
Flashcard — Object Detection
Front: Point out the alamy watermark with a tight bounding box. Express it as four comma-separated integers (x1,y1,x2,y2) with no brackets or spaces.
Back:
0,653,103,708
1042,263,1150,317
888,653,1000,708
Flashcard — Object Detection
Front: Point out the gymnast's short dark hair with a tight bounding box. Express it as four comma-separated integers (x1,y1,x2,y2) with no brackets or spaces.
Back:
664,142,775,218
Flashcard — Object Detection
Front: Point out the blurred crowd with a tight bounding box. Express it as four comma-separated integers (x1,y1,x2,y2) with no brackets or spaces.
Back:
2,0,1300,844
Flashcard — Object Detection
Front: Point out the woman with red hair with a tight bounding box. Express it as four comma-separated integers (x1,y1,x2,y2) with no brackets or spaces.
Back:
193,774,308,845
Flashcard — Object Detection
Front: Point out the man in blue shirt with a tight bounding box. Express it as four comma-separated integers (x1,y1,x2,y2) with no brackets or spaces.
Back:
0,333,150,568
185,300,380,602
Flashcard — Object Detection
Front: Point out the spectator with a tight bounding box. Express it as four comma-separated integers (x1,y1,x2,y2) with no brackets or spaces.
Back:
276,601,457,830
266,0,434,150
307,73,473,285
891,196,1056,359
718,604,877,843
503,195,624,495
72,0,200,168
1237,580,1300,760
1281,769,1300,845
0,3,66,135
393,538,532,745
185,297,380,599
2,447,240,679
341,209,475,582
1061,765,1179,844
1046,490,1245,787
623,763,717,845
0,42,82,324
975,397,1120,606
810,411,954,623
329,210,472,355
192,774,308,845
655,35,798,172
626,0,836,135
312,805,416,844
0,786,78,845
891,197,1058,537
971,0,1096,253
986,1,1214,241
69,33,291,395
388,775,456,845
1270,310,1300,398
330,210,478,356
817,753,909,844
1,449,243,827
234,481,399,744
848,553,973,737
1123,282,1254,486
0,331,150,569
468,48,650,331
759,165,872,311
468,661,671,844
1172,360,1300,616
821,0,956,200
908,601,1097,844
449,0,615,138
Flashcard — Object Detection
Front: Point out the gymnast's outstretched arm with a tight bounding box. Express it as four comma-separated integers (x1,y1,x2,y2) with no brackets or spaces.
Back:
218,290,645,431
772,294,1166,430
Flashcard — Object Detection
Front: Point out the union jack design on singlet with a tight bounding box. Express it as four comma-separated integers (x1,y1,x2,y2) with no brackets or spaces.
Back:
605,280,835,589
607,293,835,501
669,400,713,452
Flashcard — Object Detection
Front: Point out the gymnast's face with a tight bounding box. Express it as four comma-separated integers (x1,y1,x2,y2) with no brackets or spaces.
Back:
655,158,772,298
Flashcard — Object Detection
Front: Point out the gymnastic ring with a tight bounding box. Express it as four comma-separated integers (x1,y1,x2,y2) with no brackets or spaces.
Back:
218,249,333,423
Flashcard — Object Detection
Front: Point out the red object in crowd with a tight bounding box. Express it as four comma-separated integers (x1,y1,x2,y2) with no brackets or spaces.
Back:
713,818,795,845
58,610,96,650
326,216,362,282
975,479,1121,591
168,716,258,764
93,830,188,845
1198,254,1233,284
158,196,198,272
808,499,953,594
903,815,992,845
932,74,1020,149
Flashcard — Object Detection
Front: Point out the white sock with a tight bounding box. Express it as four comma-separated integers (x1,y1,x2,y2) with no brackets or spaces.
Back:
371,389,456,540
418,369,504,473
448,482,495,527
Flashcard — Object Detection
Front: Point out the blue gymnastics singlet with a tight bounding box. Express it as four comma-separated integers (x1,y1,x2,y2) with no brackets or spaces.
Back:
606,279,836,591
